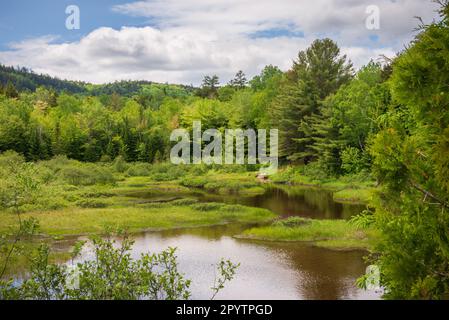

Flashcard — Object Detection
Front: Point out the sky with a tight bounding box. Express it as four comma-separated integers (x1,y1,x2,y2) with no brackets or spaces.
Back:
0,0,442,85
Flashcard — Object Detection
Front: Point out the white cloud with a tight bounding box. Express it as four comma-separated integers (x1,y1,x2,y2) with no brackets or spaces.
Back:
0,0,441,85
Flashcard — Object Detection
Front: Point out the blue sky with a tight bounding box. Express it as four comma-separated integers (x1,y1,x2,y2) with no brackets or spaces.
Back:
0,0,150,50
0,0,441,85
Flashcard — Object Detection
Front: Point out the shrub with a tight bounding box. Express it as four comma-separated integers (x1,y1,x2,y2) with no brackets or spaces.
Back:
0,150,25,168
113,155,128,173
341,147,370,175
349,210,376,229
58,164,115,186
302,162,330,180
180,177,207,188
125,163,152,177
149,163,191,181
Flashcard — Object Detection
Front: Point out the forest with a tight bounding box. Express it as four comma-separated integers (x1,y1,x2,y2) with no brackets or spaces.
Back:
0,2,448,300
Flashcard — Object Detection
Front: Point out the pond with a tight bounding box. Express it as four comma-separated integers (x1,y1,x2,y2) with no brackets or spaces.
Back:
57,185,380,300
194,185,366,219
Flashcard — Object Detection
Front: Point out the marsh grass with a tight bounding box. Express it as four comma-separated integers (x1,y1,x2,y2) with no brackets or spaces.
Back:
180,171,265,195
240,217,379,250
332,188,376,204
270,166,377,204
0,203,275,237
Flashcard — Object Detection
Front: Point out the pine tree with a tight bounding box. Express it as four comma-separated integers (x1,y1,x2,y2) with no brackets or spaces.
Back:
272,39,353,162
309,62,388,174
197,75,220,98
229,70,247,89
369,1,449,298
5,81,19,98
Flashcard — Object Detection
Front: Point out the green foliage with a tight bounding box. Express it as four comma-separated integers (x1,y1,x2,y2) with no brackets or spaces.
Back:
190,202,225,212
367,2,449,299
272,38,353,162
211,259,240,300
273,217,311,228
349,210,376,230
58,164,115,186
2,235,194,300
196,75,220,98
1,2,448,300
125,163,152,177
0,65,86,94
75,199,108,209
229,70,248,89
340,147,370,175
242,217,378,250
0,82,182,162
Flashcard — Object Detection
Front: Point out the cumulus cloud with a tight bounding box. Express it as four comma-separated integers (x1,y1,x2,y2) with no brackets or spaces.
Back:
0,0,441,85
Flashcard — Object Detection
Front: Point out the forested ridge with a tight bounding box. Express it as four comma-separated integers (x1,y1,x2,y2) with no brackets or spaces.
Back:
0,1,449,299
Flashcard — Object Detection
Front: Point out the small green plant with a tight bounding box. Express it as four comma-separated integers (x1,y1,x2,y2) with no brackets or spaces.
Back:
273,217,311,228
0,159,42,279
210,259,240,300
349,210,376,229
190,202,224,212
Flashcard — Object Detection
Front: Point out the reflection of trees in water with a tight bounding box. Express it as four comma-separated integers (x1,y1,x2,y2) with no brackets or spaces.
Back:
246,186,364,219
156,224,250,240
261,242,367,300
194,185,364,219
51,226,369,300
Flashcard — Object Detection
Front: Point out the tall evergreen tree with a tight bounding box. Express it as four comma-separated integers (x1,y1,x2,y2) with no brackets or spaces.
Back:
4,81,19,99
311,62,390,174
197,75,220,98
229,70,248,89
369,1,449,298
272,39,353,162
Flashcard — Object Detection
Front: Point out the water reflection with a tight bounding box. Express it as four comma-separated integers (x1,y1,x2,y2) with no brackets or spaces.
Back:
121,226,378,300
195,185,366,219
17,186,377,300
71,225,379,300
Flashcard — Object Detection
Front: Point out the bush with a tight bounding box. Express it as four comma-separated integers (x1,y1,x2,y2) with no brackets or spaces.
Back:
149,163,191,181
349,210,376,229
58,164,115,186
302,162,330,180
113,155,128,173
180,177,207,188
125,163,152,177
341,147,370,175
0,150,25,168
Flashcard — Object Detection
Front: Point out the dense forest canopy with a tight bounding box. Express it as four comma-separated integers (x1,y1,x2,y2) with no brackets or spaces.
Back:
0,1,449,299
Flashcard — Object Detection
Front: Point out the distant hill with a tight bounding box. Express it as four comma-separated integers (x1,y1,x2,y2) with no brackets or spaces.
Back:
0,64,196,97
0,64,87,94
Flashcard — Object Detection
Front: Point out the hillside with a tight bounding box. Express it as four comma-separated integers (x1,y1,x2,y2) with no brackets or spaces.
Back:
0,64,196,98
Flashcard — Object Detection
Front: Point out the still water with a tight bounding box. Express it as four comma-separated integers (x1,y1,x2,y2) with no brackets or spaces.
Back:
67,186,380,300
194,185,366,219
104,226,379,300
